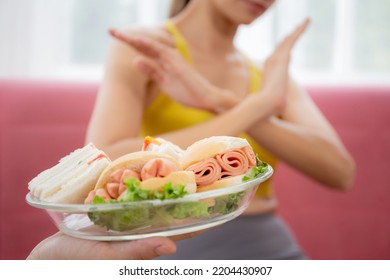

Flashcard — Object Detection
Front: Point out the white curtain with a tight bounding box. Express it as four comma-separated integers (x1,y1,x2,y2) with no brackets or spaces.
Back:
0,0,389,84
0,0,72,78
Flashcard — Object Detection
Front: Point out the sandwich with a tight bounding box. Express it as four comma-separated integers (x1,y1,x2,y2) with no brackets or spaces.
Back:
142,135,268,192
142,136,185,161
84,151,201,231
181,136,266,192
84,151,197,204
28,143,111,204
27,136,269,232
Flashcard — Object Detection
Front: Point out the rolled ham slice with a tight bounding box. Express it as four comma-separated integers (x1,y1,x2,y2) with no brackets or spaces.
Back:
217,146,256,178
185,146,256,187
185,158,222,187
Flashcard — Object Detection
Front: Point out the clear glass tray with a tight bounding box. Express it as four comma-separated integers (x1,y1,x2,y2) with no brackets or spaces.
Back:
26,165,273,241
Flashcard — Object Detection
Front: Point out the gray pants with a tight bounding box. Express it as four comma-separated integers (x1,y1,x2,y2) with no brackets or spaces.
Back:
157,213,307,260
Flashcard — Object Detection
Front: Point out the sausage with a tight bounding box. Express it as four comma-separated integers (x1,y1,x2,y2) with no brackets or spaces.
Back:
140,158,179,180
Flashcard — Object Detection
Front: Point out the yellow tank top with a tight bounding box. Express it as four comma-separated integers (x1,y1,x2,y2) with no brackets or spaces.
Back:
140,21,277,198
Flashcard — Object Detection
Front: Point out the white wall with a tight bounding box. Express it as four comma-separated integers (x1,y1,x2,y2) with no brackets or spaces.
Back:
0,0,389,85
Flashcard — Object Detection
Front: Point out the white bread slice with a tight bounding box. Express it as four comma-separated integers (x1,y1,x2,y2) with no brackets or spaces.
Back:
28,143,110,203
43,158,109,203
181,136,250,169
28,143,97,194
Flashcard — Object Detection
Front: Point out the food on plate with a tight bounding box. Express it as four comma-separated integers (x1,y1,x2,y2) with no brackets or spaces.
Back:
181,136,268,192
85,151,196,204
28,143,111,204
142,135,268,192
84,151,202,231
142,136,185,161
27,136,270,234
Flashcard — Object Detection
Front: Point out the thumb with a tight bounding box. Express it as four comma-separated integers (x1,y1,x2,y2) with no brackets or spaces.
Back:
110,237,177,260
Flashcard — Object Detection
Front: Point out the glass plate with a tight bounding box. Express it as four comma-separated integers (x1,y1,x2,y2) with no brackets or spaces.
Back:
26,165,273,241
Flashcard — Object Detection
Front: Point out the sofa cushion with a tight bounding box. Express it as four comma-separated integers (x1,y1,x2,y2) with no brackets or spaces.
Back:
0,80,98,259
0,80,389,259
274,87,390,259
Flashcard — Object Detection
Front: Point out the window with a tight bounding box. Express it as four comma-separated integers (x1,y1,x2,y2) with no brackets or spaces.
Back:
0,0,389,85
237,0,390,85
355,0,390,72
70,0,170,64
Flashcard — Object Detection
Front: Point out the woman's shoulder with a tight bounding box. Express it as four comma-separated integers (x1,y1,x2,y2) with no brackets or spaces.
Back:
105,23,175,78
102,24,176,92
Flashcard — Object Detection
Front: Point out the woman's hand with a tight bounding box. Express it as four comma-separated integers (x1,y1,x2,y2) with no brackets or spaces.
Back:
258,18,310,116
109,29,239,113
27,232,176,260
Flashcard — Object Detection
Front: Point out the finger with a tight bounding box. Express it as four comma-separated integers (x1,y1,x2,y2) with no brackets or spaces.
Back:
279,18,310,52
134,56,165,84
109,28,137,46
109,237,177,260
131,37,163,58
169,229,210,241
287,18,310,48
109,28,166,59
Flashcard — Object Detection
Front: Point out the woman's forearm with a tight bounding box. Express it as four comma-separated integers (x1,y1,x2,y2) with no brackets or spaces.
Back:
103,94,272,159
159,95,269,146
248,117,355,190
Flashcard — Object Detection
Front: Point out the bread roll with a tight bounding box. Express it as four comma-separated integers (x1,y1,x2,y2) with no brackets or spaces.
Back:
196,175,246,192
93,151,196,198
181,136,250,169
140,171,196,193
94,151,180,190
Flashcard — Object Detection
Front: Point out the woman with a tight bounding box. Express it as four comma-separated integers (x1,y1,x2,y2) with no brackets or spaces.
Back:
86,0,355,259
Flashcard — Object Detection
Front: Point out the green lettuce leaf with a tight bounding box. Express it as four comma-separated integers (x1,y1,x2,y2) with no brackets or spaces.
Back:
87,178,206,231
212,192,245,214
168,201,210,219
242,155,269,182
88,156,268,232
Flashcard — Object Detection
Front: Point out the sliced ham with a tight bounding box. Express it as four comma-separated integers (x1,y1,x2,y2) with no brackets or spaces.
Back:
242,145,257,166
185,146,256,187
185,158,222,187
216,146,256,178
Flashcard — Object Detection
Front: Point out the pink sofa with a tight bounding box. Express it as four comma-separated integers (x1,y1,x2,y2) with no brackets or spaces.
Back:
0,79,389,260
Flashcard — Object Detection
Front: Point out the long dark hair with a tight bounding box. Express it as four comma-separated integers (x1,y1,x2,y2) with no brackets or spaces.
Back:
168,0,191,17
